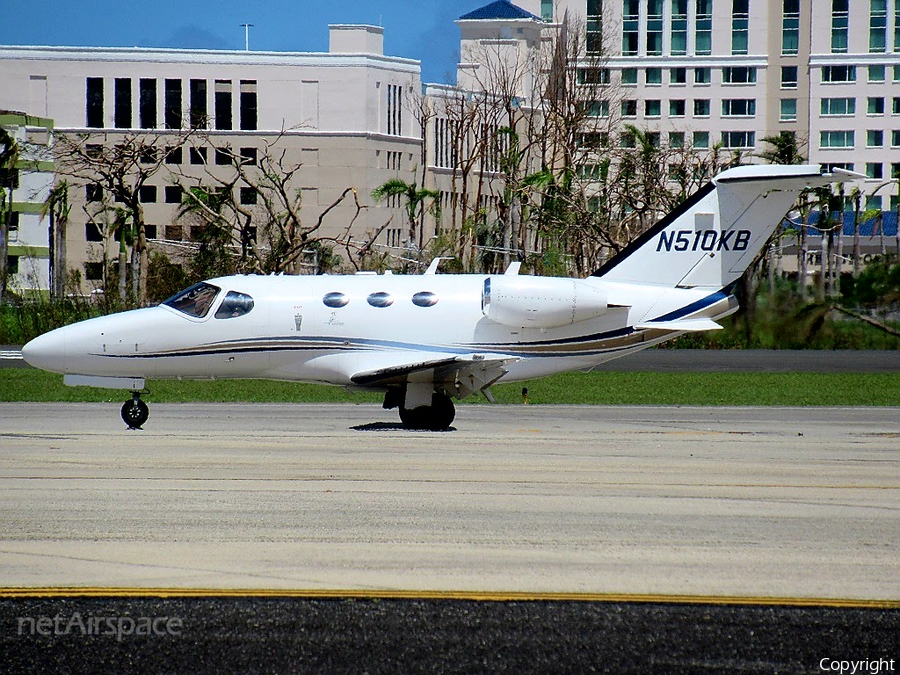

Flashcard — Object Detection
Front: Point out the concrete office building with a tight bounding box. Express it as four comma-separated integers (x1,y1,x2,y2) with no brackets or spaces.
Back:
0,25,423,290
522,0,900,259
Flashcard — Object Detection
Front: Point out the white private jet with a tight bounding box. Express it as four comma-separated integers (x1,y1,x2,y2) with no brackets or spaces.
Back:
23,164,850,430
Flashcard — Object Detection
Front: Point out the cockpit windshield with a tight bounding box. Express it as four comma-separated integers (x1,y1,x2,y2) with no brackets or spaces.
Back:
162,282,221,318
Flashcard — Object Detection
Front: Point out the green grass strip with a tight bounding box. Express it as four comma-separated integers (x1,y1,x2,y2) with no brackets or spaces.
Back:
1,369,897,407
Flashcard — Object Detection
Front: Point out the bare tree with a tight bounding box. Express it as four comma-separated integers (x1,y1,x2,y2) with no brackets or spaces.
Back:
171,133,369,275
53,130,193,305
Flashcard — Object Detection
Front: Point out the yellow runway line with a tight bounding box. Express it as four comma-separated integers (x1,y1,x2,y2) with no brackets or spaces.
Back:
1,588,898,609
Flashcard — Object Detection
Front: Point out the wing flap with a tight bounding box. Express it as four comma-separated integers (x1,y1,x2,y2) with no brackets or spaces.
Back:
350,353,519,398
635,319,723,332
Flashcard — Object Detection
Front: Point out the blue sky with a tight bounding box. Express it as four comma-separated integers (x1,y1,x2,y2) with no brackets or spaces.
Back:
0,0,484,84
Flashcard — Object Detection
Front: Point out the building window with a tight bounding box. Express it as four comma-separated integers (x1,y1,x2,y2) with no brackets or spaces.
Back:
695,0,712,55
646,68,662,84
671,0,688,55
820,97,855,115
732,0,749,55
240,147,258,165
542,0,554,20
623,0,639,55
694,67,711,84
621,68,638,85
895,2,900,51
215,148,231,165
386,83,402,136
693,99,710,116
165,147,183,165
867,130,884,147
621,99,638,117
165,185,182,204
647,0,663,55
781,66,798,89
893,97,900,114
190,79,207,129
579,68,610,84
780,99,797,121
86,184,103,203
85,262,104,280
114,78,131,129
189,147,208,165
240,80,258,131
721,131,755,149
868,97,885,115
783,0,800,55
585,100,609,117
867,195,883,211
669,131,685,148
722,99,756,116
165,79,182,130
240,187,257,205
870,0,887,52
645,100,661,117
832,0,849,52
820,130,855,148
86,77,104,128
586,0,603,53
821,65,856,82
85,223,103,243
139,79,156,129
869,65,886,82
139,147,158,165
215,80,233,131
139,185,157,203
693,131,710,148
723,66,757,83
892,130,900,147
670,68,686,85
669,99,686,117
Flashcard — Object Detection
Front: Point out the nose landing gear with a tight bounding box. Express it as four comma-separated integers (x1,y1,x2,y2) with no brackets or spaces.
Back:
121,391,149,429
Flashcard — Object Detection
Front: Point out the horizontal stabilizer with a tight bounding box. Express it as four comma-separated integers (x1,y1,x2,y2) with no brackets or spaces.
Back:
635,319,723,332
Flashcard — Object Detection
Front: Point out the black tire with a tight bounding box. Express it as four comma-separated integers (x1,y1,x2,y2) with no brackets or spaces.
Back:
121,399,149,429
399,393,455,431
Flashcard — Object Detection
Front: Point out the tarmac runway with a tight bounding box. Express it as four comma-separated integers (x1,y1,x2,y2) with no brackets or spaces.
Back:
2,402,898,672
0,402,897,599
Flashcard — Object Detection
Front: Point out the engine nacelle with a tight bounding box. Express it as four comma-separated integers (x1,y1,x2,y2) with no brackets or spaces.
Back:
482,276,608,329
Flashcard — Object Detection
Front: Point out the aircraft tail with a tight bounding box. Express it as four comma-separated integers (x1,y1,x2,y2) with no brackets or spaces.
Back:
591,164,854,290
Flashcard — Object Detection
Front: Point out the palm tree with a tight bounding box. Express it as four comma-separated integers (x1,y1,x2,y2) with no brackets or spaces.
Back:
41,181,70,299
371,178,441,252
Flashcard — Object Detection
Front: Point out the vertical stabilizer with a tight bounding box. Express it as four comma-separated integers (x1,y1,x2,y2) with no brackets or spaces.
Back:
592,165,850,290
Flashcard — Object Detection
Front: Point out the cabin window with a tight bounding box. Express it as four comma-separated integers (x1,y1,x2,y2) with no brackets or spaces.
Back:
367,292,394,308
323,292,349,308
162,282,221,318
215,291,254,319
412,291,438,307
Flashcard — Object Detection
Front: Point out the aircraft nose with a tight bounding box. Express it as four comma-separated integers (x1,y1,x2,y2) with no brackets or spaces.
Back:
22,329,68,373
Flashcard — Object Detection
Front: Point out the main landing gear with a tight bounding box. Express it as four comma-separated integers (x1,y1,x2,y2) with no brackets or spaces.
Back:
384,389,456,431
121,391,149,429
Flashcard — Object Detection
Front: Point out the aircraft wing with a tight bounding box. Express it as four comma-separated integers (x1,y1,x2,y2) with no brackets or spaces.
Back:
350,352,519,399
